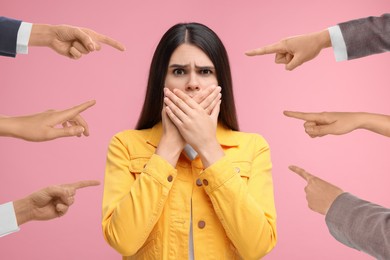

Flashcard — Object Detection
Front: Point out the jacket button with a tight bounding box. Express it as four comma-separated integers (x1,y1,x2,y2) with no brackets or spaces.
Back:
167,175,173,182
202,179,209,186
196,179,202,186
234,167,240,173
198,220,206,229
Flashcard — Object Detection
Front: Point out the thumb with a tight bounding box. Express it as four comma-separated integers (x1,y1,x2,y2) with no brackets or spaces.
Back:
71,27,96,51
306,124,333,137
285,56,303,71
56,203,69,217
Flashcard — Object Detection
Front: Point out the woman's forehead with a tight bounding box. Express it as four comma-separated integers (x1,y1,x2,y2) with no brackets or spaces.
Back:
169,44,214,66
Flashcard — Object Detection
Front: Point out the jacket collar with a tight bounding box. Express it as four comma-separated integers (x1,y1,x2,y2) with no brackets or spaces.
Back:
146,122,239,148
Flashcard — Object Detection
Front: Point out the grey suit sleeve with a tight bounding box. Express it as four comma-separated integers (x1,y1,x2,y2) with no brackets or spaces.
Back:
338,13,390,60
325,192,390,260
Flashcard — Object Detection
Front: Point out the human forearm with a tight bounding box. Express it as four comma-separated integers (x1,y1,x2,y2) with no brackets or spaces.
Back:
0,116,22,138
359,112,390,137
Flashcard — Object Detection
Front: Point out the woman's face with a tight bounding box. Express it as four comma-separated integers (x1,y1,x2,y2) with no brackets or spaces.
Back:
164,43,218,97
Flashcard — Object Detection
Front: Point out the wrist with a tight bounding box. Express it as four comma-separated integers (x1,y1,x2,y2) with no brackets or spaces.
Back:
13,198,34,226
29,24,54,47
316,29,332,49
353,112,372,130
156,136,184,167
198,141,224,168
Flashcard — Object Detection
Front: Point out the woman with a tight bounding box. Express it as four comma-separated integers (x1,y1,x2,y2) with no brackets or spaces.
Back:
102,22,277,259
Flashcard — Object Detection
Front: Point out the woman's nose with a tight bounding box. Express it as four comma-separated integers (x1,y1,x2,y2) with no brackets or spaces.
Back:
186,74,200,91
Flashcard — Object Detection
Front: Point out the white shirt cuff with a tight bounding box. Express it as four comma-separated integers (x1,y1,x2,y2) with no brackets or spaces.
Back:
16,22,33,55
328,25,348,62
0,202,20,237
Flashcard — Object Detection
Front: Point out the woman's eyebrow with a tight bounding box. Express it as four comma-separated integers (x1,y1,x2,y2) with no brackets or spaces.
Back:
168,64,215,69
168,64,189,68
195,65,215,70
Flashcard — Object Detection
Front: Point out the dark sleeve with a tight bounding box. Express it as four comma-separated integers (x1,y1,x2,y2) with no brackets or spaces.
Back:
338,13,390,60
0,16,22,57
325,192,390,260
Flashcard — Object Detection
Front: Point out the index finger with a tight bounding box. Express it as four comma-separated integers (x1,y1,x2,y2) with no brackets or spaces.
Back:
288,165,312,181
65,180,101,190
166,88,200,109
283,110,320,122
192,85,217,104
58,100,96,122
245,42,285,56
95,32,126,51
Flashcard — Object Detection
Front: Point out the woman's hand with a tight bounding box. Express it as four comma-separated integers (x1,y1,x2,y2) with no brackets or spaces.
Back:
156,86,222,167
164,87,223,168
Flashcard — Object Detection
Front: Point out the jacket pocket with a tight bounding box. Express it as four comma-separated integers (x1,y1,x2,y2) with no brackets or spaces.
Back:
231,161,251,184
128,156,151,177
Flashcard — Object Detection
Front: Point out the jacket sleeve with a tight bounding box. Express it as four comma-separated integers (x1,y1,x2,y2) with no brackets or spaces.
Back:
199,134,277,260
101,134,176,256
0,16,22,57
325,192,390,260
339,13,390,60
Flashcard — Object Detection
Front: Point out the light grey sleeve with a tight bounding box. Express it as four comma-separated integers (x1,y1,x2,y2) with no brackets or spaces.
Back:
325,192,390,260
338,13,390,60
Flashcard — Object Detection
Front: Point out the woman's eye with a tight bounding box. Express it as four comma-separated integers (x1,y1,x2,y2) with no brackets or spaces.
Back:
173,69,185,75
200,69,213,75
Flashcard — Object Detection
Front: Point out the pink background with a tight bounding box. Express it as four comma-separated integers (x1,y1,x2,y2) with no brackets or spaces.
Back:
1,0,389,259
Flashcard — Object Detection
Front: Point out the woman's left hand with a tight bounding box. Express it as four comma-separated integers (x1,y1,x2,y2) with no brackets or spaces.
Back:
164,88,224,167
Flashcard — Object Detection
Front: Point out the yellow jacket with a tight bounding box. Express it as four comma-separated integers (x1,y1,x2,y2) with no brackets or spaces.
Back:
102,123,277,259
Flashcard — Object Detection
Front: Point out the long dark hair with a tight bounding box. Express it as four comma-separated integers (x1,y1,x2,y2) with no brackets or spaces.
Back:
136,22,239,131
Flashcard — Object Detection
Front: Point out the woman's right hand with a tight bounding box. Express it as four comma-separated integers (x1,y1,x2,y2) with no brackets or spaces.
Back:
193,85,222,115
155,85,221,167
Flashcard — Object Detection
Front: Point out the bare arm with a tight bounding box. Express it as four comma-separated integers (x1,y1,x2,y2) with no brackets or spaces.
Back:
284,111,390,138
0,100,95,141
